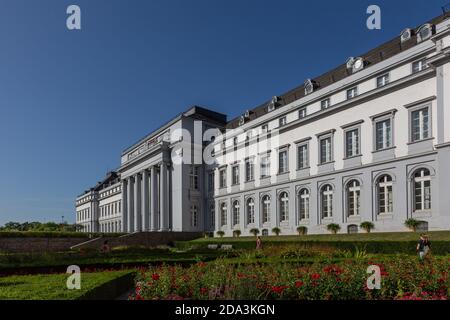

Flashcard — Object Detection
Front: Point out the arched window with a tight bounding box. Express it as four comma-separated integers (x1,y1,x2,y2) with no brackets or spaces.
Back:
321,185,333,218
220,203,227,227
298,189,310,221
279,192,289,222
261,195,271,223
377,175,393,214
246,198,255,224
190,205,198,227
414,168,431,211
232,200,240,226
346,180,361,217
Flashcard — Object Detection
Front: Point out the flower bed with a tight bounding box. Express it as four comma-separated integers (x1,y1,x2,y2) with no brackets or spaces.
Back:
131,257,450,300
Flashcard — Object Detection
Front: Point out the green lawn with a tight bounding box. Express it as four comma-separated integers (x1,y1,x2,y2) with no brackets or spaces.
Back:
192,231,450,242
0,270,133,300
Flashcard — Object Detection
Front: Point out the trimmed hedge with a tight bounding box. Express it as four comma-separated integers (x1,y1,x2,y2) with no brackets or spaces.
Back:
175,239,450,255
0,231,126,239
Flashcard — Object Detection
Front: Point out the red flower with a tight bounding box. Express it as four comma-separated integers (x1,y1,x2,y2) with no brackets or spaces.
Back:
197,262,207,267
311,273,321,280
152,273,160,281
237,272,246,279
200,287,208,295
271,285,289,294
295,281,304,288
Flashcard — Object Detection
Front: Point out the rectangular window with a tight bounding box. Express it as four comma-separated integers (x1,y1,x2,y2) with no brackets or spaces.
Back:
279,116,287,127
376,73,390,87
347,87,358,100
278,150,288,174
412,58,427,73
189,166,199,190
297,144,308,169
219,169,227,188
245,159,254,182
375,119,392,150
411,107,430,142
319,137,332,164
232,165,240,185
320,98,330,110
345,129,360,158
298,108,307,119
260,155,270,178
208,172,214,191
261,124,269,133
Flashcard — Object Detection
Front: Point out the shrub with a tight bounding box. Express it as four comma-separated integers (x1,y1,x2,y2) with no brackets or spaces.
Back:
404,219,420,232
360,221,375,233
233,230,241,238
271,227,281,236
296,226,308,236
216,231,225,238
326,224,341,234
249,228,260,236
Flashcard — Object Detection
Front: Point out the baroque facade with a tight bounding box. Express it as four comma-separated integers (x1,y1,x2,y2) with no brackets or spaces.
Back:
76,13,450,235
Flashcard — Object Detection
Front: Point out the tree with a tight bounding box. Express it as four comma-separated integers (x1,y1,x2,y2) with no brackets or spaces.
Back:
296,226,308,236
327,223,341,234
249,228,260,236
216,230,225,238
360,221,375,233
404,218,420,232
233,229,241,237
271,227,281,236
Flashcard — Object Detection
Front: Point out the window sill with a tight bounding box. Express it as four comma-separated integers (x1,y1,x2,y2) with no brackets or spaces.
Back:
277,171,290,176
318,161,335,166
372,146,396,153
407,137,434,145
297,166,310,171
343,154,362,160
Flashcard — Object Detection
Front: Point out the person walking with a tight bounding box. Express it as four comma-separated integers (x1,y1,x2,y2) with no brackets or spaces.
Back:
256,236,262,250
416,234,431,261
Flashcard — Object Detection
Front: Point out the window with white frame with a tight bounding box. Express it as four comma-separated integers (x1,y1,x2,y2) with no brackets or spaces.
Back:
232,165,240,185
345,128,360,158
260,154,270,178
261,124,269,133
321,98,331,110
219,168,227,188
262,195,270,223
376,73,390,88
220,202,227,227
189,166,199,190
411,107,430,142
190,205,198,227
347,87,358,100
413,168,431,211
245,158,254,182
278,149,289,174
412,58,427,73
321,184,333,218
299,107,307,119
279,116,287,127
232,200,240,225
298,188,310,221
246,198,255,224
297,143,309,169
319,136,332,164
279,192,289,222
346,180,361,217
377,175,393,214
375,118,392,150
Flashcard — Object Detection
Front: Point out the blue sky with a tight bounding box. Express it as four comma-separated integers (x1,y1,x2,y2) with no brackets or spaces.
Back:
0,0,446,225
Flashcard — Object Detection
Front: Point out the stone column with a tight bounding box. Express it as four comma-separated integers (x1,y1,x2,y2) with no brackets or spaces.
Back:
151,165,158,231
160,162,169,231
121,179,128,232
134,173,142,232
141,169,150,231
127,177,134,232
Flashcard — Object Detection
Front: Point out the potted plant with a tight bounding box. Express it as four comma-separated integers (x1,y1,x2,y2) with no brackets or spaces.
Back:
360,221,375,233
233,229,241,237
249,228,260,236
216,230,225,238
327,223,341,234
271,227,281,236
404,218,420,232
296,226,308,236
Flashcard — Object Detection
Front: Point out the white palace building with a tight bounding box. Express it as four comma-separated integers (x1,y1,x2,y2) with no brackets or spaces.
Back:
76,13,450,236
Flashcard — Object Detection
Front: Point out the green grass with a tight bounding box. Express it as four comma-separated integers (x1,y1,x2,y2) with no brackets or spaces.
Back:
0,270,133,300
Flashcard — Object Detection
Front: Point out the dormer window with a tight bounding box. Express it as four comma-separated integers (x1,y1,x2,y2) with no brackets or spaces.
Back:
304,79,317,95
239,116,245,126
346,57,365,73
417,24,433,43
268,96,279,112
400,28,413,42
